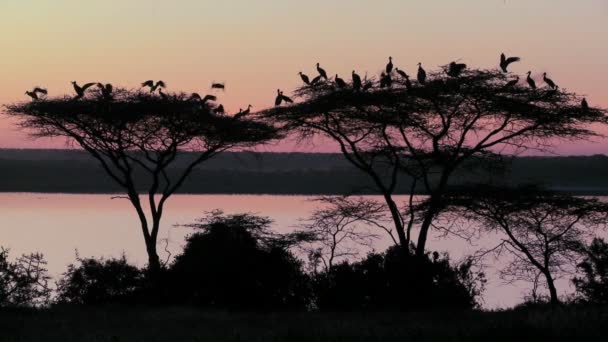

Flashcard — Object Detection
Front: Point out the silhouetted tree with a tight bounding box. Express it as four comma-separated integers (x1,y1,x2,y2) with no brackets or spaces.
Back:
170,211,312,310
56,255,144,305
437,186,608,305
0,247,51,307
261,63,607,258
5,89,278,274
300,196,386,272
573,238,608,304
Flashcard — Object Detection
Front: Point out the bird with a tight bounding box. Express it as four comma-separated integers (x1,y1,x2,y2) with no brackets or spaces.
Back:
234,104,252,119
316,63,328,80
581,98,589,112
189,93,202,101
417,63,427,84
215,104,225,114
299,72,310,85
380,73,387,88
386,56,393,74
404,74,412,90
275,89,284,106
141,80,166,93
72,81,96,99
395,68,407,79
310,75,322,85
526,71,536,89
97,83,113,99
281,92,293,104
25,87,47,100
504,76,519,88
335,74,347,88
447,62,467,77
380,72,393,88
159,88,168,100
202,94,217,103
211,82,225,90
352,71,362,90
543,72,557,90
362,81,373,92
500,53,521,73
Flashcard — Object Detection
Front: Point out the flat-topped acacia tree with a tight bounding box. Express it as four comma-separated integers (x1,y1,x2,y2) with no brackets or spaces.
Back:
261,64,608,257
6,88,278,273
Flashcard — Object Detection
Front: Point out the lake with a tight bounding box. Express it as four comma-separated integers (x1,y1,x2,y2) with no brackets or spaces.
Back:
0,193,585,308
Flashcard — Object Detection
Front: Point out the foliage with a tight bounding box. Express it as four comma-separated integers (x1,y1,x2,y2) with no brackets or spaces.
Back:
573,238,608,304
55,255,145,305
0,248,51,307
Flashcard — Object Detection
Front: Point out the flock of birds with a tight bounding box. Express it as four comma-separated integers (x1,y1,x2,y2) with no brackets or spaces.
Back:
287,53,590,110
25,53,591,115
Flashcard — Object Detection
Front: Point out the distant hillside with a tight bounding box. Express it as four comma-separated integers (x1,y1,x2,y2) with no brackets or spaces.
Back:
0,149,607,195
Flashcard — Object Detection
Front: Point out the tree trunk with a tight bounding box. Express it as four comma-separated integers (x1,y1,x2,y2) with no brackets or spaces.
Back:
416,199,439,258
384,193,408,249
544,271,560,306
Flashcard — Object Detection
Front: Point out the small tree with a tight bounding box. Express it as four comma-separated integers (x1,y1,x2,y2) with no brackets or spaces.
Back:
261,63,607,257
439,186,608,305
5,88,278,274
0,247,51,307
573,238,608,304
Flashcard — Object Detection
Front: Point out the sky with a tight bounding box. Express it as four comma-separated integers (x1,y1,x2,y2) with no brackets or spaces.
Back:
0,0,607,154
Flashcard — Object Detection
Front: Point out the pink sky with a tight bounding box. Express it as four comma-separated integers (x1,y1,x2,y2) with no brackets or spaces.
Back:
1,0,607,154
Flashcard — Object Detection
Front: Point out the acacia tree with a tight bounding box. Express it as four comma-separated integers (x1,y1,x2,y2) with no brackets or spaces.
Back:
261,63,607,257
437,186,608,305
5,88,278,273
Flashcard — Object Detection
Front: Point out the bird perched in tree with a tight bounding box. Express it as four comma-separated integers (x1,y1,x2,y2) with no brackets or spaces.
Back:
335,74,347,89
189,93,202,101
386,56,393,74
543,72,557,90
581,98,589,112
275,89,293,106
25,87,47,100
526,71,536,89
211,82,225,90
504,76,519,88
362,81,373,92
310,75,322,85
97,83,113,100
395,68,407,79
500,53,520,73
215,104,225,114
202,94,217,103
447,62,467,77
234,104,252,119
158,88,168,100
417,63,427,84
403,73,412,90
141,80,166,93
316,63,328,80
299,72,310,85
352,71,362,91
380,72,393,88
72,81,96,99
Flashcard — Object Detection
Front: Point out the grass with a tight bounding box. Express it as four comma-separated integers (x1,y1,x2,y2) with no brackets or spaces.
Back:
1,306,607,341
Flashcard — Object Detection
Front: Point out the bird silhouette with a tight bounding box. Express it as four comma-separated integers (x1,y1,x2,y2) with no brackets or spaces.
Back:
543,72,557,89
234,104,252,119
504,76,519,88
380,72,393,88
215,104,225,114
403,74,412,90
141,80,166,93
417,63,427,84
25,87,47,100
202,94,217,103
447,62,467,77
310,75,323,85
275,89,284,106
335,74,347,89
159,88,168,100
395,68,407,79
189,93,202,101
581,98,589,112
386,56,393,74
500,53,520,73
97,83,113,99
352,71,362,90
72,81,96,99
211,82,225,90
526,71,537,89
316,63,328,80
299,72,310,85
362,81,373,92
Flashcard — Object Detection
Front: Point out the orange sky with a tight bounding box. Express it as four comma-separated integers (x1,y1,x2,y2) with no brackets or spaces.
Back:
1,0,607,154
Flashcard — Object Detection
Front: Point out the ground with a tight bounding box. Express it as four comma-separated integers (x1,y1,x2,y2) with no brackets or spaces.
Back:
1,306,607,341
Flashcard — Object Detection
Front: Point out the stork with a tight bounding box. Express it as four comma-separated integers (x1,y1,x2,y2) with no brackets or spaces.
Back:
404,74,412,90
395,68,407,79
97,83,113,99
543,72,557,90
72,81,96,99
299,72,310,85
310,75,322,85
500,53,521,73
25,87,47,100
316,63,328,80
352,71,362,90
234,104,252,119
211,82,225,90
335,74,347,89
447,62,467,77
189,93,202,101
386,56,393,74
581,98,589,112
417,63,427,84
141,80,166,93
215,104,225,115
275,89,284,106
504,76,519,88
202,94,217,103
526,71,536,89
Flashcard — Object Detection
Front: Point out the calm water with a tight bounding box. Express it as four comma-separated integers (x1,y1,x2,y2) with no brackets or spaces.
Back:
0,193,586,308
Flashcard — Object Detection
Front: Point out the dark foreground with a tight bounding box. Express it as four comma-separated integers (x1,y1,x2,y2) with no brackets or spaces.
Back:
1,306,607,342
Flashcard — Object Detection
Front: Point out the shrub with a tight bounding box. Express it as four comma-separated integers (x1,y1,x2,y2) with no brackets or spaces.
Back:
0,247,51,307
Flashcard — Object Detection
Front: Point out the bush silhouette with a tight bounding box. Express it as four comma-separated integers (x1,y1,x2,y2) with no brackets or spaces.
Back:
168,212,311,310
573,238,608,304
56,255,145,305
0,248,51,307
